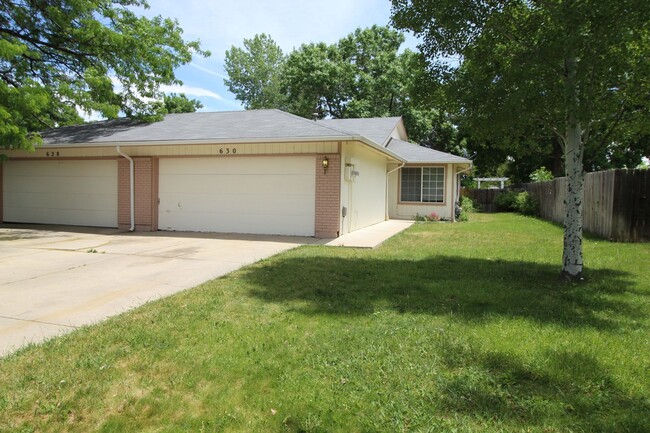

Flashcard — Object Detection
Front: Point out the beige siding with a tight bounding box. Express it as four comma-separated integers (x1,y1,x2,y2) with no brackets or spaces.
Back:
340,141,388,234
389,163,456,220
4,141,339,160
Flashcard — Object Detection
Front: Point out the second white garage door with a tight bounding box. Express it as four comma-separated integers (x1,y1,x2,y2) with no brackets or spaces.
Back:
3,159,118,227
158,156,316,236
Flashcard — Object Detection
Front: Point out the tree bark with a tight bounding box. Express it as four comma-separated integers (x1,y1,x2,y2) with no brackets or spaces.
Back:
561,56,585,280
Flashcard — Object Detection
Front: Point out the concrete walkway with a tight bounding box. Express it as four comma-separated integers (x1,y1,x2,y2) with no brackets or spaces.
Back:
323,219,414,248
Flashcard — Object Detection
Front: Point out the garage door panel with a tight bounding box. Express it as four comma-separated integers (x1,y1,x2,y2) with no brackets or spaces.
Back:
159,157,316,236
3,160,118,227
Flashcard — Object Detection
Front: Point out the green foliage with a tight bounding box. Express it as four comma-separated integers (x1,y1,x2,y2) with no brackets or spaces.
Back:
224,26,447,143
1,214,648,432
414,211,441,222
494,191,519,212
391,0,650,174
530,167,554,182
514,191,539,216
494,191,539,216
460,196,476,213
223,34,286,110
163,93,203,114
391,0,650,277
1,0,209,149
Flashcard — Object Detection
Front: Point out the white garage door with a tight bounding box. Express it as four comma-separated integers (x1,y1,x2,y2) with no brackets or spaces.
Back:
3,160,118,227
159,157,316,236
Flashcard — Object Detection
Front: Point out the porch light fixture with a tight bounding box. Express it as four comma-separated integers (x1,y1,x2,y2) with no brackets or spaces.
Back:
322,156,329,173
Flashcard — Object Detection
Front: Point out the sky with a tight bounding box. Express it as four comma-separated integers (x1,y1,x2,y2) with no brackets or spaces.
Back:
137,0,419,113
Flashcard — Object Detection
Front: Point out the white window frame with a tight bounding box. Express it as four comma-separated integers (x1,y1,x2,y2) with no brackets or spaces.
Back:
400,166,445,204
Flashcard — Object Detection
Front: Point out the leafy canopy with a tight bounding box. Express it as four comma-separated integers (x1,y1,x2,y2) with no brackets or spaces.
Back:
163,93,203,114
391,0,650,174
223,26,445,143
391,0,650,278
0,0,209,150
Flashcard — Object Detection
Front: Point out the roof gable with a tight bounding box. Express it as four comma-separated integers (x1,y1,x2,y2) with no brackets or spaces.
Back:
316,117,404,146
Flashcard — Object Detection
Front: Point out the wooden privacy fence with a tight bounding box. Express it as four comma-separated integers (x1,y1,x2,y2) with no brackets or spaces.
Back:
461,188,501,213
525,169,649,242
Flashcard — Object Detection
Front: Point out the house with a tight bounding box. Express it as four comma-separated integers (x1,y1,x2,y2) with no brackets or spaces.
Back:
0,110,472,238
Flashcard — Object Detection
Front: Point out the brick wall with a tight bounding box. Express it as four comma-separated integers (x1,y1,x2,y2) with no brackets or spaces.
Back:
118,156,158,231
0,163,3,222
315,154,341,238
117,158,130,229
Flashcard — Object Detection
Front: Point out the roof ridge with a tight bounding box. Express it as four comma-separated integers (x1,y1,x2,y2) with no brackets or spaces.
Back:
272,109,361,139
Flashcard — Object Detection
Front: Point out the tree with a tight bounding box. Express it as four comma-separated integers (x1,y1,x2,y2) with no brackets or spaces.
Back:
223,34,286,110
0,0,208,150
392,0,650,280
163,93,203,113
224,26,446,143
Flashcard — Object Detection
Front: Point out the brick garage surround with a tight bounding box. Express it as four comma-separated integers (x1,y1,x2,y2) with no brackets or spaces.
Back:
118,157,158,231
315,154,341,238
0,163,3,222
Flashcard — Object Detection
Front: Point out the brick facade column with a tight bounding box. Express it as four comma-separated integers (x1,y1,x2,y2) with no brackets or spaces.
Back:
117,158,130,230
315,154,341,238
117,156,158,231
0,163,3,223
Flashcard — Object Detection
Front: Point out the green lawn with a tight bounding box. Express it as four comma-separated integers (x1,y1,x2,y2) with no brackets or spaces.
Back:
1,213,648,433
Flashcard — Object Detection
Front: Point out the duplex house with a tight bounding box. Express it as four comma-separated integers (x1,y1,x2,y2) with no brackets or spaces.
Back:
0,110,471,238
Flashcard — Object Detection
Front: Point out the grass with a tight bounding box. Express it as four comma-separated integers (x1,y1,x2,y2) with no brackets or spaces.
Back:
1,213,648,433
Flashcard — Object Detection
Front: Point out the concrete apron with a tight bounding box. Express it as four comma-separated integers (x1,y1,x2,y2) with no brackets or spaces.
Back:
0,227,314,357
0,220,414,358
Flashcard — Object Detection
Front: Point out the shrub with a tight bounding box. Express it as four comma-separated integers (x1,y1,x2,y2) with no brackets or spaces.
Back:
515,191,539,216
414,212,441,222
494,190,539,215
494,191,519,211
456,196,476,222
460,196,477,213
530,167,554,182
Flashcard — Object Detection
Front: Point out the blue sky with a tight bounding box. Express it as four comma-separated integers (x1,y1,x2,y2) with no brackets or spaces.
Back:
139,0,419,112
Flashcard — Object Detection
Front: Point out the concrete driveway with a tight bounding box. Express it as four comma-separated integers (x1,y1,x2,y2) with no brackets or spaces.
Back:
0,225,314,357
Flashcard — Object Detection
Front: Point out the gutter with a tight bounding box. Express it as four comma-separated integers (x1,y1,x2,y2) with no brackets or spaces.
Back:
116,144,135,232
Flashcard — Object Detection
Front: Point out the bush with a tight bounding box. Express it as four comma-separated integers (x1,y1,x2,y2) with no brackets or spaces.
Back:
494,191,519,211
460,196,477,213
530,167,554,182
494,190,539,215
414,212,441,222
515,191,539,216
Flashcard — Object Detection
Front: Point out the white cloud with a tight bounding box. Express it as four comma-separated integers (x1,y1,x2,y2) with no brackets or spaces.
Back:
159,84,223,100
190,62,228,80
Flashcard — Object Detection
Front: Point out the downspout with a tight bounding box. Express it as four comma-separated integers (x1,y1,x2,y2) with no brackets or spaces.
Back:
454,165,473,222
385,161,405,220
116,145,135,232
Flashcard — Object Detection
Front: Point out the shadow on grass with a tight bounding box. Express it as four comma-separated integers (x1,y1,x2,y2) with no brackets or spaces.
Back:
436,341,650,432
243,254,648,432
243,255,644,329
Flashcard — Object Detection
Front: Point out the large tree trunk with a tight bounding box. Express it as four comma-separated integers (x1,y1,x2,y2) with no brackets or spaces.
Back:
561,56,584,280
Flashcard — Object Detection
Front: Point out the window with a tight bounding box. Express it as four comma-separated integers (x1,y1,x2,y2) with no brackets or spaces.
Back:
400,167,445,203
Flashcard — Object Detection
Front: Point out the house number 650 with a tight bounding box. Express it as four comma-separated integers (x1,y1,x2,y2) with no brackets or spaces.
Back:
219,148,236,155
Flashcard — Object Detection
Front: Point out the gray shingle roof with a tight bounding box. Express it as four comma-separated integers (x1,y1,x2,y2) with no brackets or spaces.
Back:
316,117,402,146
37,110,470,165
386,138,471,164
40,109,358,145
